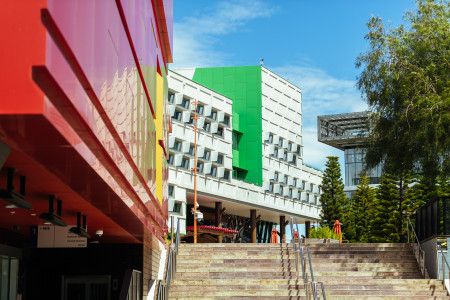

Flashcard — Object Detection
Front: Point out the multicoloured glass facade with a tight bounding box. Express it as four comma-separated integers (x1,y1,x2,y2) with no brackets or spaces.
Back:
0,0,172,298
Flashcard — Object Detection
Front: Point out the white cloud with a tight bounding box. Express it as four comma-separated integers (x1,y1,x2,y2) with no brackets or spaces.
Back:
172,0,366,173
172,0,275,67
274,65,367,171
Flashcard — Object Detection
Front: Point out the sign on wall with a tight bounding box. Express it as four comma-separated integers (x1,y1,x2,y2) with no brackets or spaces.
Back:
37,225,87,248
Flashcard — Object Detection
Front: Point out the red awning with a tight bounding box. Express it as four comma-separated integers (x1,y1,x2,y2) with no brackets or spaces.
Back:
187,225,238,234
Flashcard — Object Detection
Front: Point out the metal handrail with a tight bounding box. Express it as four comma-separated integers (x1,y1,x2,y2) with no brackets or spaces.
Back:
406,217,428,278
156,216,180,300
437,244,450,293
289,217,326,300
119,269,142,300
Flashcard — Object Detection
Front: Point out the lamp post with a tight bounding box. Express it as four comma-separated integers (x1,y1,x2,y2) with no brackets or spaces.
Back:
193,99,198,244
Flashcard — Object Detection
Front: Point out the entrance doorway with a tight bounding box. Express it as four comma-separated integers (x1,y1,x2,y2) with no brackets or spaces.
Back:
62,275,110,300
0,255,19,300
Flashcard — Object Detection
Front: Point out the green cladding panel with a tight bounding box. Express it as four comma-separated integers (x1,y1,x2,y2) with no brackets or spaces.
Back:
193,66,262,186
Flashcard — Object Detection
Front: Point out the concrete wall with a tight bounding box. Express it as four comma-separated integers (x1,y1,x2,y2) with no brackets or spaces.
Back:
421,237,438,278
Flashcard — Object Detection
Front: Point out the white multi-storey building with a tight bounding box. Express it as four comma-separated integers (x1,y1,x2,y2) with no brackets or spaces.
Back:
168,67,322,242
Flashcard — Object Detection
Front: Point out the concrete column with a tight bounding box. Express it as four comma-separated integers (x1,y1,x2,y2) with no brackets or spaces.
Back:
280,215,286,243
250,209,257,243
257,222,264,243
215,202,223,243
305,221,311,238
264,222,273,243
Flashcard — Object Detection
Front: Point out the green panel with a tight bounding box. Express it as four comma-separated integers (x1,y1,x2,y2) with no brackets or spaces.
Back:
232,112,240,132
193,66,262,186
232,149,240,167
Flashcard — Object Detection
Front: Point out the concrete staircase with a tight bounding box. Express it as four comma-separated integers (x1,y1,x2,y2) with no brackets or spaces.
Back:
310,243,448,299
170,243,303,299
169,243,449,299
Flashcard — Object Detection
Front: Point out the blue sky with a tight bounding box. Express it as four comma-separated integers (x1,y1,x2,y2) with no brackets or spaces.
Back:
171,0,416,171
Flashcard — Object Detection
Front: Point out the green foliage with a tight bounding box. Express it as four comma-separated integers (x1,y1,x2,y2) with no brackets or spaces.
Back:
356,0,450,191
349,174,376,242
370,173,401,242
319,156,349,228
309,226,340,240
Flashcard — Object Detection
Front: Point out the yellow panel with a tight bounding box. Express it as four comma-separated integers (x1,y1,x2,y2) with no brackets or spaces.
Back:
155,73,165,204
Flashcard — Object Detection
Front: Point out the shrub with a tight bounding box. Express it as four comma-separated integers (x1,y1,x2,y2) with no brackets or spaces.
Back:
309,226,339,240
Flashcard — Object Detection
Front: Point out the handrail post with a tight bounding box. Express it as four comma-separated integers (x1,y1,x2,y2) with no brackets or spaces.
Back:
307,247,315,283
289,217,299,277
176,217,180,254
170,215,174,247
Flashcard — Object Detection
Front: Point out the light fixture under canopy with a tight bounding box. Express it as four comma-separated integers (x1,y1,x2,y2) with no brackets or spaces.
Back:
0,168,32,210
40,195,67,227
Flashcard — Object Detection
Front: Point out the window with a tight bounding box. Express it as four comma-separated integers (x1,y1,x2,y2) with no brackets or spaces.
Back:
272,147,279,158
306,193,310,202
168,153,174,165
210,166,217,176
233,167,247,180
181,97,190,109
217,153,224,164
268,133,274,143
232,131,242,150
288,142,293,151
168,92,175,103
197,161,204,173
284,175,288,185
278,137,283,147
296,146,302,155
188,114,194,125
283,150,288,161
292,154,297,165
269,182,274,192
171,201,182,213
314,195,318,205
203,120,211,132
274,171,279,181
188,144,195,156
223,169,231,180
302,180,306,190
223,114,230,126
293,178,297,187
196,104,204,115
289,188,293,198
215,126,224,138
172,140,182,152
172,110,182,121
279,185,284,195
181,157,189,169
203,149,211,160
211,110,217,120
318,186,322,194
310,183,314,192
168,185,174,197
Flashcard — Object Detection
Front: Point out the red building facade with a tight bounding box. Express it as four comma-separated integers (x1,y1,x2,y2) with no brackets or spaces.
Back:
0,1,172,298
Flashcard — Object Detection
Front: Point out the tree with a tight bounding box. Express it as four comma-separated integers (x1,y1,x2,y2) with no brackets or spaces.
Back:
349,174,377,242
371,173,401,242
319,156,348,228
356,0,450,193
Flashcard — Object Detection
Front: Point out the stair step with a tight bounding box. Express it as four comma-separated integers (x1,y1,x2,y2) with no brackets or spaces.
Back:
170,284,304,291
175,272,297,279
169,295,307,300
327,297,450,300
169,243,449,300
169,290,307,297
326,289,448,296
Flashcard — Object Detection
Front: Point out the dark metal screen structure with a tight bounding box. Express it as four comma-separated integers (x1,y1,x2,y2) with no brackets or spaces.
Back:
415,198,450,241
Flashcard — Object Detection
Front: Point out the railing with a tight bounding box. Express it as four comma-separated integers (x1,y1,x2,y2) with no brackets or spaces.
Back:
119,269,142,300
289,217,326,300
437,244,450,293
156,216,180,300
406,217,428,278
